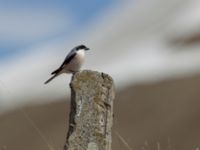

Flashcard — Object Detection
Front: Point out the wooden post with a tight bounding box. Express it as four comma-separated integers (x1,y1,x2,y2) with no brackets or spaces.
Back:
64,70,115,150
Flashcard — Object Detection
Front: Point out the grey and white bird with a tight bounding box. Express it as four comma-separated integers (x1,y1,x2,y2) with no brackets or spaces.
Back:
44,45,90,84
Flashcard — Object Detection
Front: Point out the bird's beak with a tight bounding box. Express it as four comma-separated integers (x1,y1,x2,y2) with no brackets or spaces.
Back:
85,47,90,50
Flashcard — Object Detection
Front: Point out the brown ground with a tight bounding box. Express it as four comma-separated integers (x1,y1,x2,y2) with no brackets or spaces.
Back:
1,74,200,150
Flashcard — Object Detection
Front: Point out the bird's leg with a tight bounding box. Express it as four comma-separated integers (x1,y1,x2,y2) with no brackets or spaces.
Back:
69,70,80,75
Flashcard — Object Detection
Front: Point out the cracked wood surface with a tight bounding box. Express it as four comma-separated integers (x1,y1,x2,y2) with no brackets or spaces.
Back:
64,70,115,150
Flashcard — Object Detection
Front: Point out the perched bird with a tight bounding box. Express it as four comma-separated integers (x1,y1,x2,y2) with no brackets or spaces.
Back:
44,45,90,84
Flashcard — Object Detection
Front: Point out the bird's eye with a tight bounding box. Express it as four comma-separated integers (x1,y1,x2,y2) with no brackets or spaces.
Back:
79,45,85,49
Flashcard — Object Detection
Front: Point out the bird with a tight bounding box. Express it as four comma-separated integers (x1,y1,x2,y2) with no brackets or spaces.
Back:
44,45,90,84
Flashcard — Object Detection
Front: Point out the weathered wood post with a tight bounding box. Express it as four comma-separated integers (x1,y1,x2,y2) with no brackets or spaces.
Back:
64,70,115,150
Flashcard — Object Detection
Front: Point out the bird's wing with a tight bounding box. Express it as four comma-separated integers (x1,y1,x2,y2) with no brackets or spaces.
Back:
51,49,76,75
60,49,76,67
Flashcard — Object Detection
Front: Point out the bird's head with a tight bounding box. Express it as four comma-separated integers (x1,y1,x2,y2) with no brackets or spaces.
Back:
75,45,90,51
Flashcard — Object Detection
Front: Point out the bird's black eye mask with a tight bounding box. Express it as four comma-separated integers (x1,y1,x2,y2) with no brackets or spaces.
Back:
77,45,86,50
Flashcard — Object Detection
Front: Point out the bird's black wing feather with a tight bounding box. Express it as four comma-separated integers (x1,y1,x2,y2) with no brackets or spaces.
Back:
51,50,76,75
60,50,76,67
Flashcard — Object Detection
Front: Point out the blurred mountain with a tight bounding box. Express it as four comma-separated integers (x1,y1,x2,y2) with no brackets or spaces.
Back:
1,73,200,150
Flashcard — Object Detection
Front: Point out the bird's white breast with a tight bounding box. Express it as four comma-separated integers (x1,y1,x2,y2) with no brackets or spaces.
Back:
75,50,85,65
63,50,85,72
76,49,85,58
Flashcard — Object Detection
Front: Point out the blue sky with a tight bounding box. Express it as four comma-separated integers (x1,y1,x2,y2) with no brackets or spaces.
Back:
0,0,116,23
0,0,118,61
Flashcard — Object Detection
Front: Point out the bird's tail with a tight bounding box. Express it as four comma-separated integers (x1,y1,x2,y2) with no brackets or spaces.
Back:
51,67,61,75
44,74,58,84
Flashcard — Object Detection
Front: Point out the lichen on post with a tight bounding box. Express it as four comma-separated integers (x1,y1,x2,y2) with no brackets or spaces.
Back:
64,70,115,150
